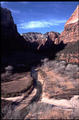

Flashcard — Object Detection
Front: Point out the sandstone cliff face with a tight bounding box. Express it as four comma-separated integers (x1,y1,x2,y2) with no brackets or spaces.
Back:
59,5,79,43
65,5,79,26
56,5,79,64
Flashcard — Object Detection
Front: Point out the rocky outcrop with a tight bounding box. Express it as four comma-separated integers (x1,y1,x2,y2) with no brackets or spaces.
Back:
56,5,79,64
57,53,79,64
59,5,79,43
1,61,79,119
1,72,33,97
56,40,79,64
38,60,79,99
22,31,60,50
45,31,60,44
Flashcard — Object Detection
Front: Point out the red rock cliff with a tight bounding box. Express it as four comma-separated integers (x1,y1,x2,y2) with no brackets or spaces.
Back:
60,5,79,43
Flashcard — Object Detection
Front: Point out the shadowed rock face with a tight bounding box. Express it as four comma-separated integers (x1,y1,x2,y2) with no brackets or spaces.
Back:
1,7,17,51
1,7,27,53
56,40,79,64
22,31,60,50
0,6,62,54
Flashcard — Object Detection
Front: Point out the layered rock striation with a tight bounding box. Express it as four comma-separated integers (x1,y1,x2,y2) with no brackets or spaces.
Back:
56,5,79,64
59,5,79,43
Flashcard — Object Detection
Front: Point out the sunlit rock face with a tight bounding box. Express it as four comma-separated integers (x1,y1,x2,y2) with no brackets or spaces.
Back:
56,5,79,64
65,5,79,25
59,5,79,43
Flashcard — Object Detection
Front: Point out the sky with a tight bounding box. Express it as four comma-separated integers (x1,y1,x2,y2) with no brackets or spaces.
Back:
0,1,79,34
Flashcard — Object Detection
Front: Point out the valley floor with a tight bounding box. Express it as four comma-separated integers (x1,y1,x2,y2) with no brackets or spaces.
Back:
1,60,79,119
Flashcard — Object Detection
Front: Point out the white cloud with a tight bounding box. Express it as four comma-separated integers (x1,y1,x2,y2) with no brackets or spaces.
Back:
18,19,66,29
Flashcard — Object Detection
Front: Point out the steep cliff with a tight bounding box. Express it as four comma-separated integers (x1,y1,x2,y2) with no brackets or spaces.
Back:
56,5,79,64
59,5,79,43
1,7,27,53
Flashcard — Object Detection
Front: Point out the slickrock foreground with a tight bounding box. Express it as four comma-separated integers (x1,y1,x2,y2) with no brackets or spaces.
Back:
38,60,79,99
1,72,33,98
1,60,79,119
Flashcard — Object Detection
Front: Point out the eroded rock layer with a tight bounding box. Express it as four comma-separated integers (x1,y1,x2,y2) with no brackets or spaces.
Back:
1,60,79,119
59,5,79,43
38,60,79,99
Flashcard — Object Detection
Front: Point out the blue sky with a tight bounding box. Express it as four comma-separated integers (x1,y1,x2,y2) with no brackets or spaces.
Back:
1,1,79,34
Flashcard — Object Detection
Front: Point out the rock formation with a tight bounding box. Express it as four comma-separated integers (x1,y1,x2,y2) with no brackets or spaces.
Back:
1,7,27,53
65,5,79,26
56,40,79,64
1,5,79,120
56,5,79,64
59,5,79,43
22,31,60,50
1,61,79,119
38,60,79,99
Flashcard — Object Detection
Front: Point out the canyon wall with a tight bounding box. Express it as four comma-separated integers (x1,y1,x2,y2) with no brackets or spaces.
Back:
59,5,79,43
1,7,27,53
